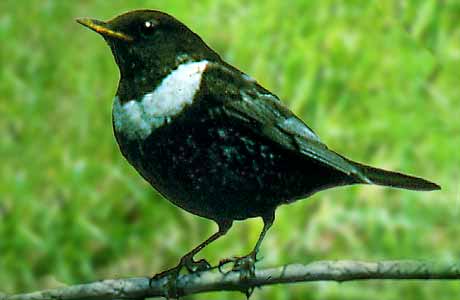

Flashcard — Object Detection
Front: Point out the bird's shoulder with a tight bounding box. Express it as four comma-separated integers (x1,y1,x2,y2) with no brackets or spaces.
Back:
200,61,321,144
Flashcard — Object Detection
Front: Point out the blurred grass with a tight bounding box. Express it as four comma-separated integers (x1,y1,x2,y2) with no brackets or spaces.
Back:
1,0,459,299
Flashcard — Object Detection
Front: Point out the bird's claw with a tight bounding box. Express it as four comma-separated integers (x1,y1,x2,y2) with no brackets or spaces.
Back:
218,252,259,274
184,257,212,273
149,265,182,299
218,252,259,298
149,265,179,286
149,256,212,298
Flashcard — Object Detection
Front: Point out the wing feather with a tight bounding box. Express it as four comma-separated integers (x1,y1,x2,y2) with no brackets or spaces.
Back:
204,63,370,182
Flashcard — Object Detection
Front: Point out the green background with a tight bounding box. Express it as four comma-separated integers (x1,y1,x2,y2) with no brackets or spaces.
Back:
1,1,460,299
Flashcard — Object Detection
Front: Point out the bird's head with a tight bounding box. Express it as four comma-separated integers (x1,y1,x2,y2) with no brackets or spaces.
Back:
77,10,220,98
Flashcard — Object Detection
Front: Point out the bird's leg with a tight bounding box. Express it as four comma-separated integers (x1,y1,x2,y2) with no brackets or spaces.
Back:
150,220,232,286
218,212,274,298
219,212,275,275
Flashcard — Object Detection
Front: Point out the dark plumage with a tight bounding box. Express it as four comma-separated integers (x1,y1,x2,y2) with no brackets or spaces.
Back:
77,10,440,280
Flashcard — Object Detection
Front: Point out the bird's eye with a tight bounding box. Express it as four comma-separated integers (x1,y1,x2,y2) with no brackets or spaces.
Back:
140,20,157,36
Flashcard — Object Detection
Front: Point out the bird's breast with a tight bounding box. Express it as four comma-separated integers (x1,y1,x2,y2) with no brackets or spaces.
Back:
112,60,209,140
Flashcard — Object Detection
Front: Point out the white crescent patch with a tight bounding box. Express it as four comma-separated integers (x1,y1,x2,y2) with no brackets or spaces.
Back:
113,60,209,140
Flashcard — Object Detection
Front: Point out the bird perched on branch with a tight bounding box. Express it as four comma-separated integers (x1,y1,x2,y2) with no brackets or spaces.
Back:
77,9,440,283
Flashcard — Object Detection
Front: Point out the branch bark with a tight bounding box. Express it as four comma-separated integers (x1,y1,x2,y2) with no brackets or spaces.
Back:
2,260,460,300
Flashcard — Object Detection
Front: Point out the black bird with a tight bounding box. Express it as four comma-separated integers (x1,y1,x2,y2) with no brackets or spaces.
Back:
77,10,440,278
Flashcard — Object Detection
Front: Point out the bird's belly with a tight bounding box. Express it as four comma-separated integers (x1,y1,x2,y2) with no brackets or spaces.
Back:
115,120,343,221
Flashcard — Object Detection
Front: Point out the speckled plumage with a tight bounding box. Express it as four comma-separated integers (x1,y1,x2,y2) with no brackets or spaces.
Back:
113,57,358,221
78,9,440,280
114,95,351,221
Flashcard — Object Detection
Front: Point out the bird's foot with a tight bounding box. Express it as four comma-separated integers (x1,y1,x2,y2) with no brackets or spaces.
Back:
149,256,212,298
218,252,259,298
149,265,181,299
183,256,212,273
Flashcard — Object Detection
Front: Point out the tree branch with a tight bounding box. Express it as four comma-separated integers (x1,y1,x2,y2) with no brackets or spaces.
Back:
2,260,460,300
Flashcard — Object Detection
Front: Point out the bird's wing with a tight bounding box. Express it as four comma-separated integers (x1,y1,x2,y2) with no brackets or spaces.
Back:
203,62,369,181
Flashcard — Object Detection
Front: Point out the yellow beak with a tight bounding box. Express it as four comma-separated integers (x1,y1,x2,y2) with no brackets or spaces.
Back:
76,18,133,42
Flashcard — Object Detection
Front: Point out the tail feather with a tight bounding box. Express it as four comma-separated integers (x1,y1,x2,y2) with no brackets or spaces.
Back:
355,163,441,191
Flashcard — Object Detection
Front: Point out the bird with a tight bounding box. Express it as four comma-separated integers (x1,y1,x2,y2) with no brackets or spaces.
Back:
77,10,440,280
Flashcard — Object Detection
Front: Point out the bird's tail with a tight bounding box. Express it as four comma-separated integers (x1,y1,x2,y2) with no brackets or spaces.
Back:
353,162,441,191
